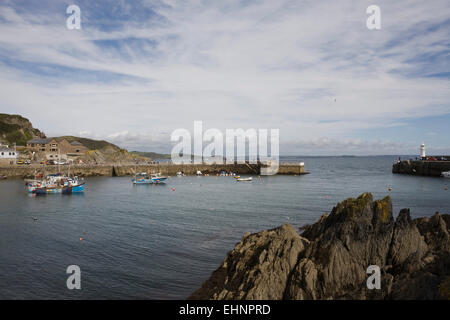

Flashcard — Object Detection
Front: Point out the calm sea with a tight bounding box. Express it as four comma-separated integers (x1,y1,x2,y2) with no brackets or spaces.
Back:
0,156,449,299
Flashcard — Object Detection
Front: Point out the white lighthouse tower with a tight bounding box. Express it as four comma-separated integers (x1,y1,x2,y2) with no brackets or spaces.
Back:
420,143,426,160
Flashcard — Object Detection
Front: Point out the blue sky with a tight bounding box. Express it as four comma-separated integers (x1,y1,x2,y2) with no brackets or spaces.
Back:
0,0,449,155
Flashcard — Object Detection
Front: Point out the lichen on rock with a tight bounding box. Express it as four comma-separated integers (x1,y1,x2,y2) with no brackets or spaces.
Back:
190,193,450,300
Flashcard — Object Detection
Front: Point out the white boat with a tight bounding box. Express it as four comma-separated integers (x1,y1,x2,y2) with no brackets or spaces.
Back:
236,177,252,182
196,170,203,176
441,171,450,178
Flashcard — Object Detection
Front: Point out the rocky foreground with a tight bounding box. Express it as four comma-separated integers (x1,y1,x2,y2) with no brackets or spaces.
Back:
190,193,450,300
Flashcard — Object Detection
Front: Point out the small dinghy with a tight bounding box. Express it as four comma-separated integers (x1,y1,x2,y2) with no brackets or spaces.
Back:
236,177,252,182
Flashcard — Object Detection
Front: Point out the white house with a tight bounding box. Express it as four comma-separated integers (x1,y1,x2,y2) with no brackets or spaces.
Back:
0,147,19,163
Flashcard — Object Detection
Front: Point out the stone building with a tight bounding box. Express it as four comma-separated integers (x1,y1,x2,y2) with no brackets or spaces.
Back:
26,138,88,160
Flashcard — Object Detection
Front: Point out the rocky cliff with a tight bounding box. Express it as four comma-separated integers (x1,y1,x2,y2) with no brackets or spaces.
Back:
190,193,450,300
0,113,45,146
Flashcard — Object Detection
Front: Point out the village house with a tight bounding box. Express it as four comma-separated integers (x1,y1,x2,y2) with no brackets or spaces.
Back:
27,138,88,161
0,144,19,165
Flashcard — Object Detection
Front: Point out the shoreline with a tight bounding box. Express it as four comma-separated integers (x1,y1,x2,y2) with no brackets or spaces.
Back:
0,162,307,179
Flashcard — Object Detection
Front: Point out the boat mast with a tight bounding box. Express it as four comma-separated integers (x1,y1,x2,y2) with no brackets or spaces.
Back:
58,147,61,174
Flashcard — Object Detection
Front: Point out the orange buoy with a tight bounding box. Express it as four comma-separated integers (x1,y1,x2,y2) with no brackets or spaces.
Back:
80,237,83,241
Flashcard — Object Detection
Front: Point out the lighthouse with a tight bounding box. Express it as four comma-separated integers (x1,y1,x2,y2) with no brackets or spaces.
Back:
420,143,426,160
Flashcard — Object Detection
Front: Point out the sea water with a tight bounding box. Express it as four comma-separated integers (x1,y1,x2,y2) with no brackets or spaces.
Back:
0,156,449,299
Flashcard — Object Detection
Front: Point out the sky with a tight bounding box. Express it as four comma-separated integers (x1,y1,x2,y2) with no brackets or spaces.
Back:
0,0,449,155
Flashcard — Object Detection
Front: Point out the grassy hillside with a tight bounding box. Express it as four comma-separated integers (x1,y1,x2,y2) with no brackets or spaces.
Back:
0,113,45,146
130,151,171,159
54,136,122,151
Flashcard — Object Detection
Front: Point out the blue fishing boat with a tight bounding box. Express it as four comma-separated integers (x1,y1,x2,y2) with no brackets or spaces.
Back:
132,173,167,184
27,174,85,194
32,182,85,194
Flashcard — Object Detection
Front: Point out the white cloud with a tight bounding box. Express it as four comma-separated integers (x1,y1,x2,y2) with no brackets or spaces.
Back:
0,0,448,154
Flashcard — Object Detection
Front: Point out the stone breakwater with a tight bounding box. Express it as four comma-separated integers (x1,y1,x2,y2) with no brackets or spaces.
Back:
0,163,306,178
393,160,450,177
190,193,450,300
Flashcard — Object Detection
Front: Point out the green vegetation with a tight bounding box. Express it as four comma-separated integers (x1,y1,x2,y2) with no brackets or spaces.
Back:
0,113,42,146
0,113,30,123
55,136,122,151
130,151,171,160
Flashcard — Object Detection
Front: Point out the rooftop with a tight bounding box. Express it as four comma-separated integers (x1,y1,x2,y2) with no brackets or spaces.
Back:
27,138,52,144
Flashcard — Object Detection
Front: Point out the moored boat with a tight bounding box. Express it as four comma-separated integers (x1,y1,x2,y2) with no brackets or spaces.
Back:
27,174,85,194
442,171,450,178
132,172,167,184
236,177,252,182
32,182,86,194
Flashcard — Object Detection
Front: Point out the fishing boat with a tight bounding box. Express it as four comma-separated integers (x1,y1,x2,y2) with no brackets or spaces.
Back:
150,173,167,184
442,171,450,178
132,172,167,184
27,174,85,194
236,177,252,182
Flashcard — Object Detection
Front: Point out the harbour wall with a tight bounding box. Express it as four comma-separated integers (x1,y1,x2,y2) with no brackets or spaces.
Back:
392,160,450,177
0,162,306,178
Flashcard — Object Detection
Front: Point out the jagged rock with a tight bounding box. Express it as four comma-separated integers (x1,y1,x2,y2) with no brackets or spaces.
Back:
191,193,450,300
190,224,309,300
387,209,427,275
